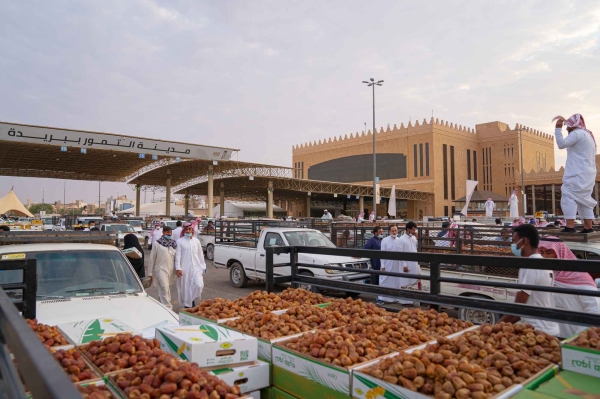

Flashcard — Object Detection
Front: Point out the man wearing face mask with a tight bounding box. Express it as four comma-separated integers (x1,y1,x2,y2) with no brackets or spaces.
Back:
175,222,206,308
377,225,402,305
364,226,383,286
148,226,177,309
499,224,559,335
396,221,420,305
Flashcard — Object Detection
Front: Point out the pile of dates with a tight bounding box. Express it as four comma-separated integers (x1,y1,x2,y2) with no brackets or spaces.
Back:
77,383,114,399
395,308,473,336
364,322,561,399
81,334,165,373
325,298,390,318
277,288,331,306
571,327,600,350
111,354,241,398
26,319,69,347
52,347,98,382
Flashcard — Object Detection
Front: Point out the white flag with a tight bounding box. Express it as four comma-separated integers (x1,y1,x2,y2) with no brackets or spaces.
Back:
460,180,479,217
387,185,396,217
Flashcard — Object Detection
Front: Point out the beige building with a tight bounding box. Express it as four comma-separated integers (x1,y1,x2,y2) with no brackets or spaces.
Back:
292,117,555,218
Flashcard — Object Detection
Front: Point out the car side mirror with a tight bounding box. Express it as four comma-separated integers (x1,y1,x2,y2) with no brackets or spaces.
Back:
141,277,152,289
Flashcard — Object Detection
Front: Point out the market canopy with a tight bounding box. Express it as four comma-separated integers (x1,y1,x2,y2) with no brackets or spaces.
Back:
0,121,238,182
0,189,34,217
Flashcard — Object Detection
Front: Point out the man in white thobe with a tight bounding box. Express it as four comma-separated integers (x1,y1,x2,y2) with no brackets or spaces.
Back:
321,210,333,220
377,225,402,305
554,114,597,233
150,222,162,249
508,190,519,218
485,198,495,218
172,221,183,242
148,226,176,309
175,223,206,308
396,222,420,305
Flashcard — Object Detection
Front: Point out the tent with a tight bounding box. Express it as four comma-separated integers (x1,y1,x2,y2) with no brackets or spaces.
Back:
0,189,34,217
116,202,192,217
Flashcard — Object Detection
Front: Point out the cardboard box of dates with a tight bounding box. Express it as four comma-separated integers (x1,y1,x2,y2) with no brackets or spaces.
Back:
156,323,257,368
210,360,271,393
561,327,600,378
352,322,561,399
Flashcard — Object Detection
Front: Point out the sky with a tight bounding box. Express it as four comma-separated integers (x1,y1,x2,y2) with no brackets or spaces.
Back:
1,0,599,205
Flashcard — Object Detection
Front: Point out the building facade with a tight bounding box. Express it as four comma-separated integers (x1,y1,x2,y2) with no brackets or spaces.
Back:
292,117,555,218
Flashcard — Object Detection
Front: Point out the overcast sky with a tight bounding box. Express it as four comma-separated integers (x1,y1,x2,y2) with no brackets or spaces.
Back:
1,0,599,205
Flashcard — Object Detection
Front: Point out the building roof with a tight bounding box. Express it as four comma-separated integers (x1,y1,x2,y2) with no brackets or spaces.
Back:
454,190,508,203
0,189,34,217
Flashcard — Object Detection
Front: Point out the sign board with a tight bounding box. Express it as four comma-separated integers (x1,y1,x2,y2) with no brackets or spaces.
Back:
2,122,236,161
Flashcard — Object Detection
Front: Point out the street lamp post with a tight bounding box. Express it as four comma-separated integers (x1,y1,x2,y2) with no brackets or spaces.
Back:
362,78,384,220
41,188,46,205
518,128,526,216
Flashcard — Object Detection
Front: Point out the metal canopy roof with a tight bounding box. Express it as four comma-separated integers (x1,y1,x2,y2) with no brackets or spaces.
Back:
127,159,293,190
174,175,433,201
0,121,238,182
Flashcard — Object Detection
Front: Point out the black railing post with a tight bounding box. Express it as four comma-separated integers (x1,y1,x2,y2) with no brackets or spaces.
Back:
290,247,299,288
22,259,37,320
429,261,440,312
265,246,274,293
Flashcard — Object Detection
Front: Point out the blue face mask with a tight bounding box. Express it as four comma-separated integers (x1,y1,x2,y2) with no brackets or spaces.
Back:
184,233,192,238
378,234,384,239
164,235,172,240
511,238,523,257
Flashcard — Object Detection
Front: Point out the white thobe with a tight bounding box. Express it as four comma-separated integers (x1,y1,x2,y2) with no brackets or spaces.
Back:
397,233,420,304
321,213,333,220
556,127,597,217
175,236,206,308
485,200,495,218
554,280,600,338
509,195,519,218
172,227,183,241
151,228,162,247
379,236,402,303
148,243,176,309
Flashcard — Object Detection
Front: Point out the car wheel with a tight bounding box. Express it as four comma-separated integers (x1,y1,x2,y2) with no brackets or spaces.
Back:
297,271,319,293
230,262,248,288
458,295,502,325
206,244,214,261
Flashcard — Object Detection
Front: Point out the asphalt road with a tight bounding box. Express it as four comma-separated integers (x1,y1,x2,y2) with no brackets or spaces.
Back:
142,249,458,318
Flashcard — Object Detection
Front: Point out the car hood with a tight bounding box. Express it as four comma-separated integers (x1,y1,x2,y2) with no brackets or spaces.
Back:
298,253,369,265
35,294,178,330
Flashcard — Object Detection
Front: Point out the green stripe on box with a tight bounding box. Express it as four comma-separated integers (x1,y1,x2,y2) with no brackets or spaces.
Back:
273,365,350,399
562,344,600,356
275,346,349,375
523,365,558,390
354,374,403,399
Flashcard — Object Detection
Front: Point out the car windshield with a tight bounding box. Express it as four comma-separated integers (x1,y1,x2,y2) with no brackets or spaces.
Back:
127,221,142,227
105,225,135,233
0,250,142,298
283,231,336,248
42,218,53,224
164,221,178,228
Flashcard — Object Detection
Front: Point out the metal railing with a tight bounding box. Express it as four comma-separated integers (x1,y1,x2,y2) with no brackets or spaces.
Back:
265,245,600,327
0,259,81,398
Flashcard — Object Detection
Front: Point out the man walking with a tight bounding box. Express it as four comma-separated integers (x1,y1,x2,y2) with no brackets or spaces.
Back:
172,221,183,242
377,225,401,305
175,222,206,308
499,224,559,335
148,226,176,309
364,226,383,285
397,221,420,305
485,198,495,218
150,222,162,249
321,209,333,220
554,114,597,233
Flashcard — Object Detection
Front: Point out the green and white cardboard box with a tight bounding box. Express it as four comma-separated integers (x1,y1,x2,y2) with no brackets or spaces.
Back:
57,318,138,345
271,325,478,399
156,323,258,367
209,360,270,393
352,351,558,399
561,329,600,378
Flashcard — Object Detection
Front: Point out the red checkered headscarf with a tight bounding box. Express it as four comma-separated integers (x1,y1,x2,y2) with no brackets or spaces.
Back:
538,237,596,287
552,114,595,145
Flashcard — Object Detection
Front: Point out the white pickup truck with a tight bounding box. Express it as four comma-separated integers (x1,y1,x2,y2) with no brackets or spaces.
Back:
0,242,178,331
213,227,372,293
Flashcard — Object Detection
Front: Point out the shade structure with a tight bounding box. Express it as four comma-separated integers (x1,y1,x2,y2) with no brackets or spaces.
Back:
0,189,33,217
116,201,191,217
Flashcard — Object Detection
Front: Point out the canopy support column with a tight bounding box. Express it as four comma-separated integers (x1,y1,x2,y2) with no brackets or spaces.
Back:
306,196,311,218
551,184,556,216
220,182,225,219
358,196,364,216
207,165,214,218
184,190,189,217
135,184,141,217
531,185,535,215
165,170,171,217
267,181,274,218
